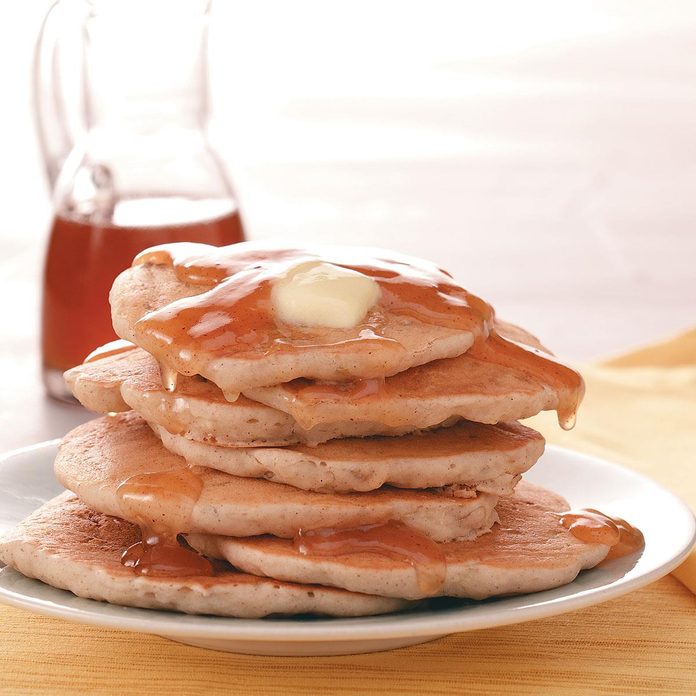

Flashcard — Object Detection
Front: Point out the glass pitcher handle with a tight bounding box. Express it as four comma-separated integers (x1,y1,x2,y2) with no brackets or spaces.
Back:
33,0,85,189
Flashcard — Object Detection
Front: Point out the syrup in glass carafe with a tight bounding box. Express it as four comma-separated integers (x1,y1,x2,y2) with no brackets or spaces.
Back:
35,0,245,400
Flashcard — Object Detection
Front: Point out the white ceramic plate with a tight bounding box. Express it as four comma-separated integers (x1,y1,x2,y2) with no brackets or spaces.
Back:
0,441,694,656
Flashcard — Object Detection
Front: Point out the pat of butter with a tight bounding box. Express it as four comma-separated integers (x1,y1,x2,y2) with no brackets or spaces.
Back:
271,261,381,329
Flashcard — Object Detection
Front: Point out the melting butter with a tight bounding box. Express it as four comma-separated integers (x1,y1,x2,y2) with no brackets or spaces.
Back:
271,261,381,329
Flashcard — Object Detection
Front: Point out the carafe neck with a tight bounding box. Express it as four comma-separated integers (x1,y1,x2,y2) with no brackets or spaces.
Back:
83,0,210,132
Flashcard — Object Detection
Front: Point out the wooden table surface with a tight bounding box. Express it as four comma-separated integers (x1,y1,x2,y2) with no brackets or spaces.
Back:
2,578,695,695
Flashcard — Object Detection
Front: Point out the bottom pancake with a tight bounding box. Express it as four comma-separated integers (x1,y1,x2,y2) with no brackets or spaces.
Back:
188,481,610,600
0,493,411,618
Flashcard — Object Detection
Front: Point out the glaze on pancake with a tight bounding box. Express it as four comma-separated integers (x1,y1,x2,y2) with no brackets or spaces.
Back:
54,413,499,542
245,346,576,433
189,481,610,600
0,493,411,617
155,420,544,494
109,241,494,396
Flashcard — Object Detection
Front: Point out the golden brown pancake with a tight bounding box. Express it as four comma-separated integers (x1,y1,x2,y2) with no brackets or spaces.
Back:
0,493,411,617
63,346,444,445
66,340,567,445
155,420,544,495
64,347,133,414
65,347,308,446
189,481,610,600
65,347,546,494
242,317,583,433
244,349,569,433
55,413,499,542
110,249,483,396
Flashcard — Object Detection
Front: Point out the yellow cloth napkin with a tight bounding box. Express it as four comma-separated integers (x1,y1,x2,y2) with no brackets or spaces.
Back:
528,327,696,592
1,329,695,695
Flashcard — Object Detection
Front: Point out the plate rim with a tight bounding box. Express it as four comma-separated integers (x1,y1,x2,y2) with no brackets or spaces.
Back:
0,440,694,644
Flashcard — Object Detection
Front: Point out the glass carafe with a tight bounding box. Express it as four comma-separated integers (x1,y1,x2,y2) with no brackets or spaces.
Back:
35,0,245,400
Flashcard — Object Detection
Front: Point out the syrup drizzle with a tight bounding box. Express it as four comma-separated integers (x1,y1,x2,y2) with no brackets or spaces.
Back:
120,532,213,577
559,508,644,562
132,242,584,428
157,360,180,393
294,520,447,596
132,242,492,375
275,326,584,429
116,468,213,577
467,330,585,430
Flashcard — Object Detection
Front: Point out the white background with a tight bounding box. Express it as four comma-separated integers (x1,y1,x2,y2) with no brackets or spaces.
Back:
1,1,695,449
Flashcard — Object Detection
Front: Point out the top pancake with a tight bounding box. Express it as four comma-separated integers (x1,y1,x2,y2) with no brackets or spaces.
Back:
109,242,491,395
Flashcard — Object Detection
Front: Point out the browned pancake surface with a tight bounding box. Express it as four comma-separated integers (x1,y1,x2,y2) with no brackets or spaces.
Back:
54,413,499,542
156,419,544,494
66,347,375,446
189,481,610,600
0,493,411,617
246,351,565,431
110,261,477,394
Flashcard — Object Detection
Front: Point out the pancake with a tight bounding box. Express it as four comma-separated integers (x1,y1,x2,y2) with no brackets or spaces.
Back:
245,349,572,433
64,345,133,414
109,242,489,397
0,493,411,617
243,316,583,433
154,420,544,494
55,413,499,542
189,481,610,600
65,346,310,447
63,346,443,445
66,339,572,446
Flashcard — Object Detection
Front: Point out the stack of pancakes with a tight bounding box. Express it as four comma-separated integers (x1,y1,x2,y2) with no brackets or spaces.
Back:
0,242,614,618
